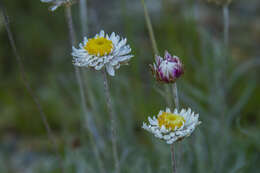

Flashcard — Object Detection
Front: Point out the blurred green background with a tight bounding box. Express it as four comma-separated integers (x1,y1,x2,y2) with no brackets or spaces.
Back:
0,0,260,172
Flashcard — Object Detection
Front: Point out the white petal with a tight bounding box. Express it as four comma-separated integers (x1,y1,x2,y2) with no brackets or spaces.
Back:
84,37,88,44
166,108,171,113
117,38,127,48
95,63,104,70
110,32,116,40
50,4,59,11
106,65,115,76
100,30,105,37
112,35,120,46
158,110,163,116
116,55,134,62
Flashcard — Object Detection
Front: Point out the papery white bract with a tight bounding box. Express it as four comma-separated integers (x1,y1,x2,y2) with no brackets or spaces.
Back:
72,30,133,76
150,51,184,83
142,108,201,144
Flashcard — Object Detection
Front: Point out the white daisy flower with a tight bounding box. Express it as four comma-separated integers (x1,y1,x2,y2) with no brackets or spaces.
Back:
142,108,201,144
72,30,134,76
40,0,74,11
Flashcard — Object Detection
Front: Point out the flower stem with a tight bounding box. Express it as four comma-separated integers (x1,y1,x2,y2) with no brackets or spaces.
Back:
65,5,105,173
0,1,64,172
170,144,177,173
140,0,179,171
222,4,230,89
171,83,179,173
65,5,76,45
172,83,180,109
223,4,229,47
79,0,88,36
140,0,180,171
140,0,159,55
102,70,120,173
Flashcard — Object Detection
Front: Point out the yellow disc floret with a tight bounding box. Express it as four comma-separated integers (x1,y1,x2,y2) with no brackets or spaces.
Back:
158,112,185,130
84,37,114,56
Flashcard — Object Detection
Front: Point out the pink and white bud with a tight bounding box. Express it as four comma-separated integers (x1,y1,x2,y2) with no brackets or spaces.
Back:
150,51,184,83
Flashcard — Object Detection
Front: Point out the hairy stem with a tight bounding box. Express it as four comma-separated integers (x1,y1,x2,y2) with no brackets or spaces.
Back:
102,70,120,173
172,83,180,109
140,0,159,55
0,1,64,172
170,144,177,173
65,5,105,173
171,83,179,173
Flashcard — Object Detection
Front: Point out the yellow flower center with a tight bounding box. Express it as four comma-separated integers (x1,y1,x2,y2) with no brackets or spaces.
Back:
84,37,114,56
158,112,185,130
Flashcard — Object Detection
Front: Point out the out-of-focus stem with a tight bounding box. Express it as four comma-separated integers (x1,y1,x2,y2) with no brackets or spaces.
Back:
223,4,229,47
89,132,106,173
140,0,159,55
0,1,64,172
65,5,105,173
79,0,88,36
65,5,76,45
222,4,230,99
171,83,179,173
65,4,90,135
102,70,120,173
79,0,105,148
77,0,104,148
65,4,88,135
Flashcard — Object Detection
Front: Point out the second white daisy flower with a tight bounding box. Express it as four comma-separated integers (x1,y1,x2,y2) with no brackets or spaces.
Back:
142,108,201,144
72,30,134,76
